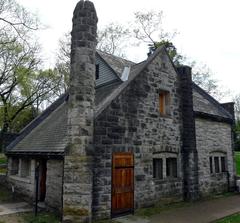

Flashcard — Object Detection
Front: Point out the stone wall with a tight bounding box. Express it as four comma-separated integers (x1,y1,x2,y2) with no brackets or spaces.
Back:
7,157,36,201
93,49,183,220
45,160,63,212
63,0,98,222
195,118,235,196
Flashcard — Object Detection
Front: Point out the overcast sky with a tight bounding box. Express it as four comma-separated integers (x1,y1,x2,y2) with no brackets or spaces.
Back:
18,0,240,101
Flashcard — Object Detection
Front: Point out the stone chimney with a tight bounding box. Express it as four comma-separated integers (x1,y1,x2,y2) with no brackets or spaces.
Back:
177,66,199,201
63,1,98,222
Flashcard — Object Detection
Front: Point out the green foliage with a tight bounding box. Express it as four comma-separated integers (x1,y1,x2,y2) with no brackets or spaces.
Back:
214,212,240,223
235,152,240,176
149,40,185,65
235,120,240,151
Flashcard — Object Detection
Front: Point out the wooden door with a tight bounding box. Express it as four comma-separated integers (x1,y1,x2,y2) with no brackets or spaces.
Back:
112,152,134,216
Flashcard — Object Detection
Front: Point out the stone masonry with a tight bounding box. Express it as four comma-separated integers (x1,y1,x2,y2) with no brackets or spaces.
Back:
63,1,98,222
93,50,184,220
45,160,64,213
177,66,199,201
195,118,235,195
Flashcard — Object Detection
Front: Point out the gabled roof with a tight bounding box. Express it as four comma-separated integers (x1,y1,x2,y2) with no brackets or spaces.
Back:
192,83,233,120
97,50,135,78
6,47,234,155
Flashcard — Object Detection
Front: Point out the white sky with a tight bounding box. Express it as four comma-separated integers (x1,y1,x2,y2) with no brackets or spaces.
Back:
18,0,240,101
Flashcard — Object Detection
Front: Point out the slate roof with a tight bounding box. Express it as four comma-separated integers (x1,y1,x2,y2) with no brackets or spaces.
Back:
97,50,136,78
6,47,234,155
192,83,233,120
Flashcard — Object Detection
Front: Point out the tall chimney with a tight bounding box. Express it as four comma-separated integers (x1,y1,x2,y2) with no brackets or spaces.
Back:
63,1,97,222
177,66,199,201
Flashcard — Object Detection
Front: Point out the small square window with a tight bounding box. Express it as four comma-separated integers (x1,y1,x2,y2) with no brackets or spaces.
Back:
153,158,163,179
166,158,177,178
159,91,170,116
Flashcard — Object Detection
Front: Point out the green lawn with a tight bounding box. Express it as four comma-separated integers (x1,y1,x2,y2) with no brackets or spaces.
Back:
214,212,240,223
235,152,240,176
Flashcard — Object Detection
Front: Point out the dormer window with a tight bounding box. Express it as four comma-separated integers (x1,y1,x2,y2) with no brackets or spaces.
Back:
95,64,99,80
159,91,170,116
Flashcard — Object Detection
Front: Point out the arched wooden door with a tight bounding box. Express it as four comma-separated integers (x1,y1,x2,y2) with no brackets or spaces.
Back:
112,152,134,216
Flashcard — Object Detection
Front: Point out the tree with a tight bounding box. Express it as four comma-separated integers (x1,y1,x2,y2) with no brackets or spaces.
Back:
0,39,61,134
97,23,130,57
233,94,240,121
0,0,39,45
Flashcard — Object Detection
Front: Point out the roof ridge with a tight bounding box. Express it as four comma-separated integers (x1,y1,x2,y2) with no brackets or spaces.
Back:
95,45,166,118
96,49,136,65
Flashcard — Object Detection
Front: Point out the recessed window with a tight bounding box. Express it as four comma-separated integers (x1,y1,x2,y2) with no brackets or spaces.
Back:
209,154,227,174
95,64,99,80
159,91,170,116
166,158,177,178
21,159,31,178
11,158,19,175
153,158,163,179
209,157,213,174
221,157,226,172
214,157,220,173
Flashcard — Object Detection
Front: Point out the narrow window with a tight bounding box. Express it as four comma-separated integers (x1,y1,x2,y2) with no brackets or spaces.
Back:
95,64,99,80
153,158,163,179
209,157,213,174
166,158,177,178
21,159,31,178
159,91,170,116
11,158,19,175
221,157,226,172
159,92,165,115
214,157,220,173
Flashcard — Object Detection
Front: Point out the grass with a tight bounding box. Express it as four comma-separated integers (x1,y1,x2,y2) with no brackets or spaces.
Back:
214,212,240,223
235,152,240,176
0,212,60,223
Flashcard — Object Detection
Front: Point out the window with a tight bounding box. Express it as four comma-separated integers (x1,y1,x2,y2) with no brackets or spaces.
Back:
21,159,31,178
209,153,227,174
166,158,177,178
221,157,226,172
209,157,213,174
11,158,19,175
214,157,220,173
159,91,170,116
153,159,163,179
95,64,99,80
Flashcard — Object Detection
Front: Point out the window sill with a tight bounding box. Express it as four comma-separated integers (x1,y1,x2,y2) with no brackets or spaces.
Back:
210,172,227,177
159,114,172,119
9,175,31,184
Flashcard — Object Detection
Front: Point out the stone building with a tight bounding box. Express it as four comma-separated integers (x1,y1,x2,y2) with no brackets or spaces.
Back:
5,0,236,222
